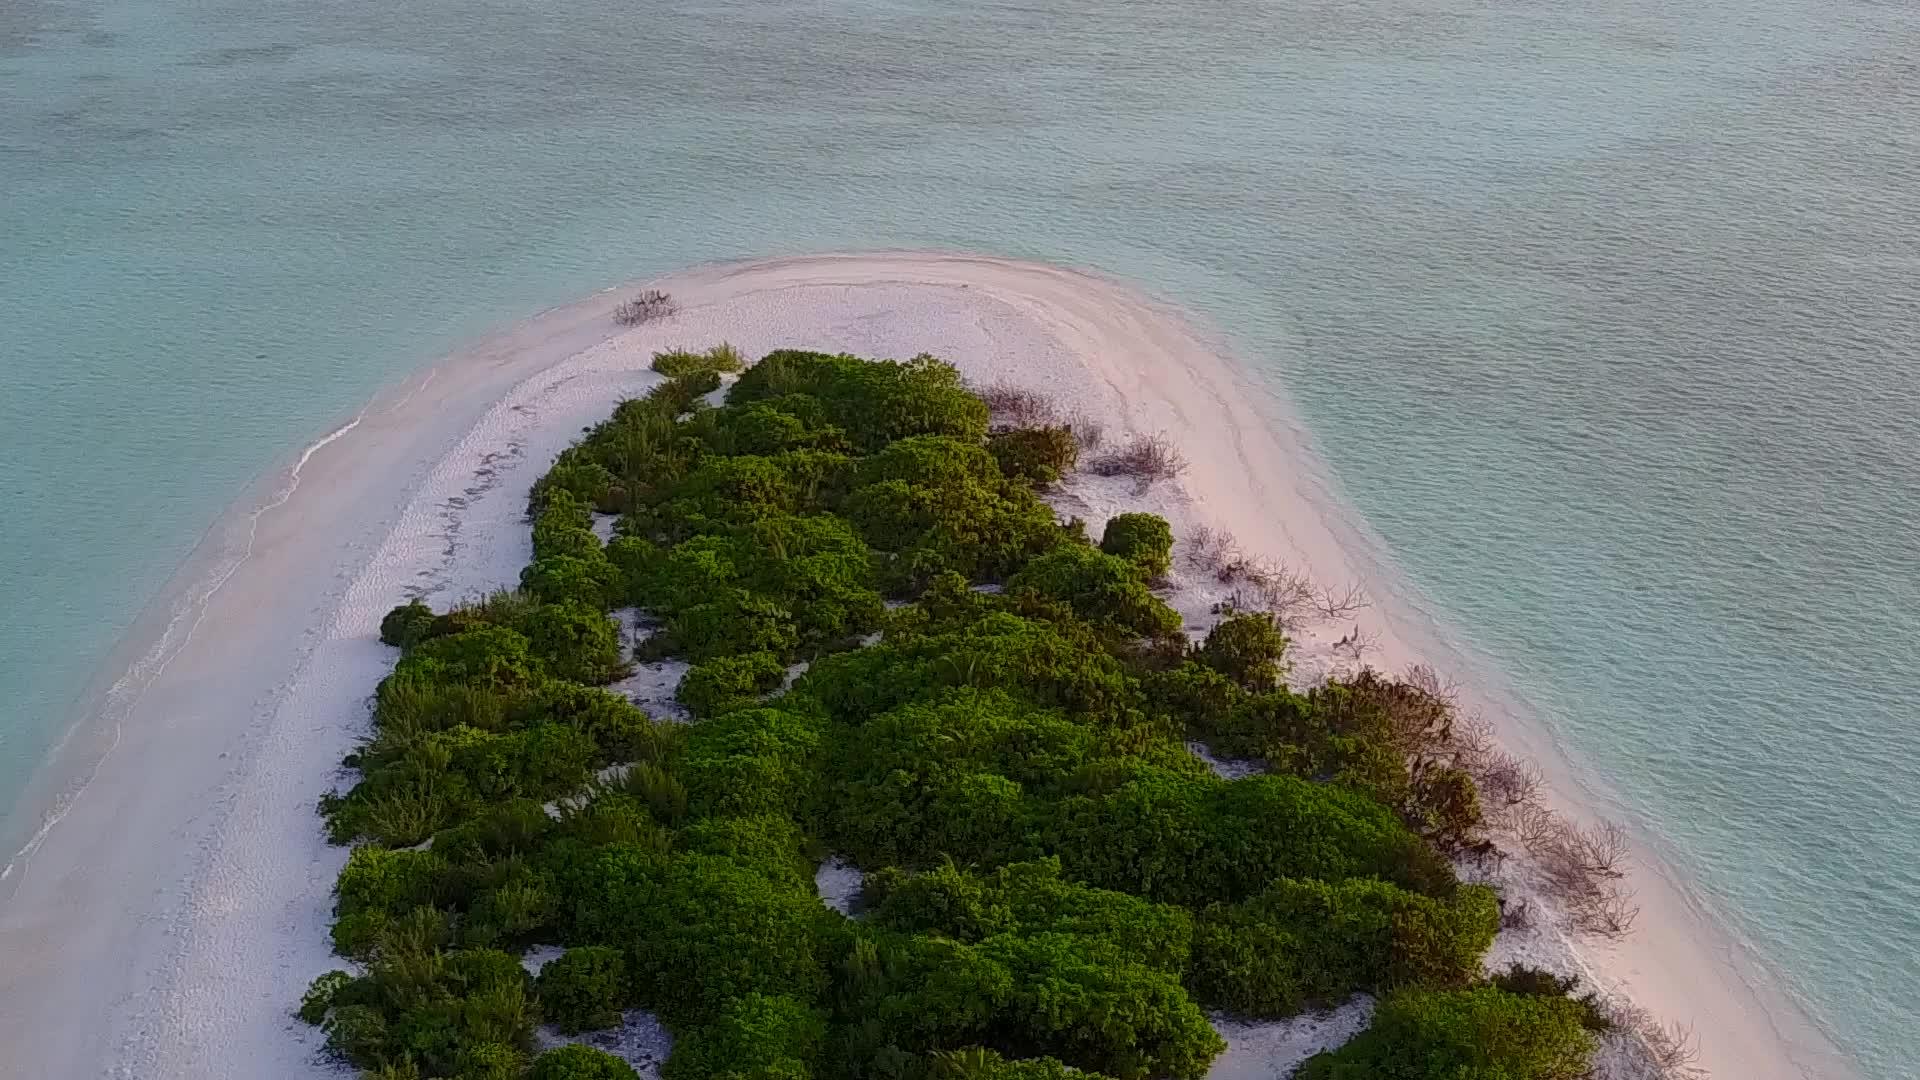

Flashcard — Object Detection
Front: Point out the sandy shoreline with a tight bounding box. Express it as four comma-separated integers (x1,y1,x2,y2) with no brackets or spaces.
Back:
0,252,1851,1079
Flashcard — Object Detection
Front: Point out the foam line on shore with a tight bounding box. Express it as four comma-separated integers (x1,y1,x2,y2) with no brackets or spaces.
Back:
0,252,1852,1080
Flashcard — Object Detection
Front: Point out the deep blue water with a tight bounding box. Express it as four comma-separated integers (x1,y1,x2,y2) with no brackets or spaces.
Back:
3,0,1915,1074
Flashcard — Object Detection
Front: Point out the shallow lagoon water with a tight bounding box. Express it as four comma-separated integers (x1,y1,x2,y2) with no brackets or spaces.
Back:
2,0,1916,1074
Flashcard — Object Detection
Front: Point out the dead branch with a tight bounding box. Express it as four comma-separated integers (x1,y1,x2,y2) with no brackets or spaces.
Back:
1314,581,1372,619
1404,662,1462,705
1332,624,1382,661
1476,752,1544,810
1510,802,1561,848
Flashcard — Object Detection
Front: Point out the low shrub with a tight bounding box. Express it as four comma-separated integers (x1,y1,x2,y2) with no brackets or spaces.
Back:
653,343,747,379
977,382,1060,429
1086,433,1188,489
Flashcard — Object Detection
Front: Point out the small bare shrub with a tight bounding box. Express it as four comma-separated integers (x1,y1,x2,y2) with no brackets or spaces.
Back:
1088,433,1188,491
1183,526,1239,576
1255,565,1316,618
1211,554,1317,627
1527,816,1639,938
1065,410,1106,453
977,382,1060,430
1215,553,1256,585
1640,1019,1706,1078
614,289,675,325
1594,998,1705,1078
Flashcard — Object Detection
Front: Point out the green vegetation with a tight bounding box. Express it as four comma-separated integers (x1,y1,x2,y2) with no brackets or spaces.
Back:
305,351,1596,1080
652,343,746,379
1298,986,1597,1079
1098,512,1173,578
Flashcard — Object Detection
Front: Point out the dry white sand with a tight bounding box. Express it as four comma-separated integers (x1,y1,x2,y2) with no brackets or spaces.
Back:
0,252,1851,1079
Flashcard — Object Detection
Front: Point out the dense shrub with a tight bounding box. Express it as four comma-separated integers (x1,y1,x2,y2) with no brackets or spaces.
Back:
1193,610,1289,691
927,1050,1106,1079
839,930,1222,1080
334,844,442,920
1490,964,1613,1032
822,690,1087,867
869,859,1194,974
528,1044,642,1080
537,946,630,1033
1297,987,1596,1080
520,602,627,684
1098,513,1173,578
801,609,1140,727
988,425,1079,486
1052,770,1452,905
514,682,678,767
1142,662,1242,732
522,553,623,610
678,650,788,717
568,849,831,1025
1006,546,1182,640
532,455,621,516
303,948,536,1076
729,351,988,453
379,599,436,649
662,993,828,1080
679,814,814,887
401,626,543,691
1187,878,1497,1016
679,707,826,819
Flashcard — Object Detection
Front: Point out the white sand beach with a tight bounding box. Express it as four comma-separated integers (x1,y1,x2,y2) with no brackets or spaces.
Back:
0,253,1850,1079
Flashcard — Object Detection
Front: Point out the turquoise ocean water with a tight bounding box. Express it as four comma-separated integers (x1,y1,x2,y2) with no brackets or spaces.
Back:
3,0,1915,1073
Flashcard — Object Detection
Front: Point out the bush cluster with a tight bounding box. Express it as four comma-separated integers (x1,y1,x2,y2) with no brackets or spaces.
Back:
304,349,1596,1080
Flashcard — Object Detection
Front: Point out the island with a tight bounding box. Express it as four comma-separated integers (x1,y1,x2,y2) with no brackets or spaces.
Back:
302,345,1667,1080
